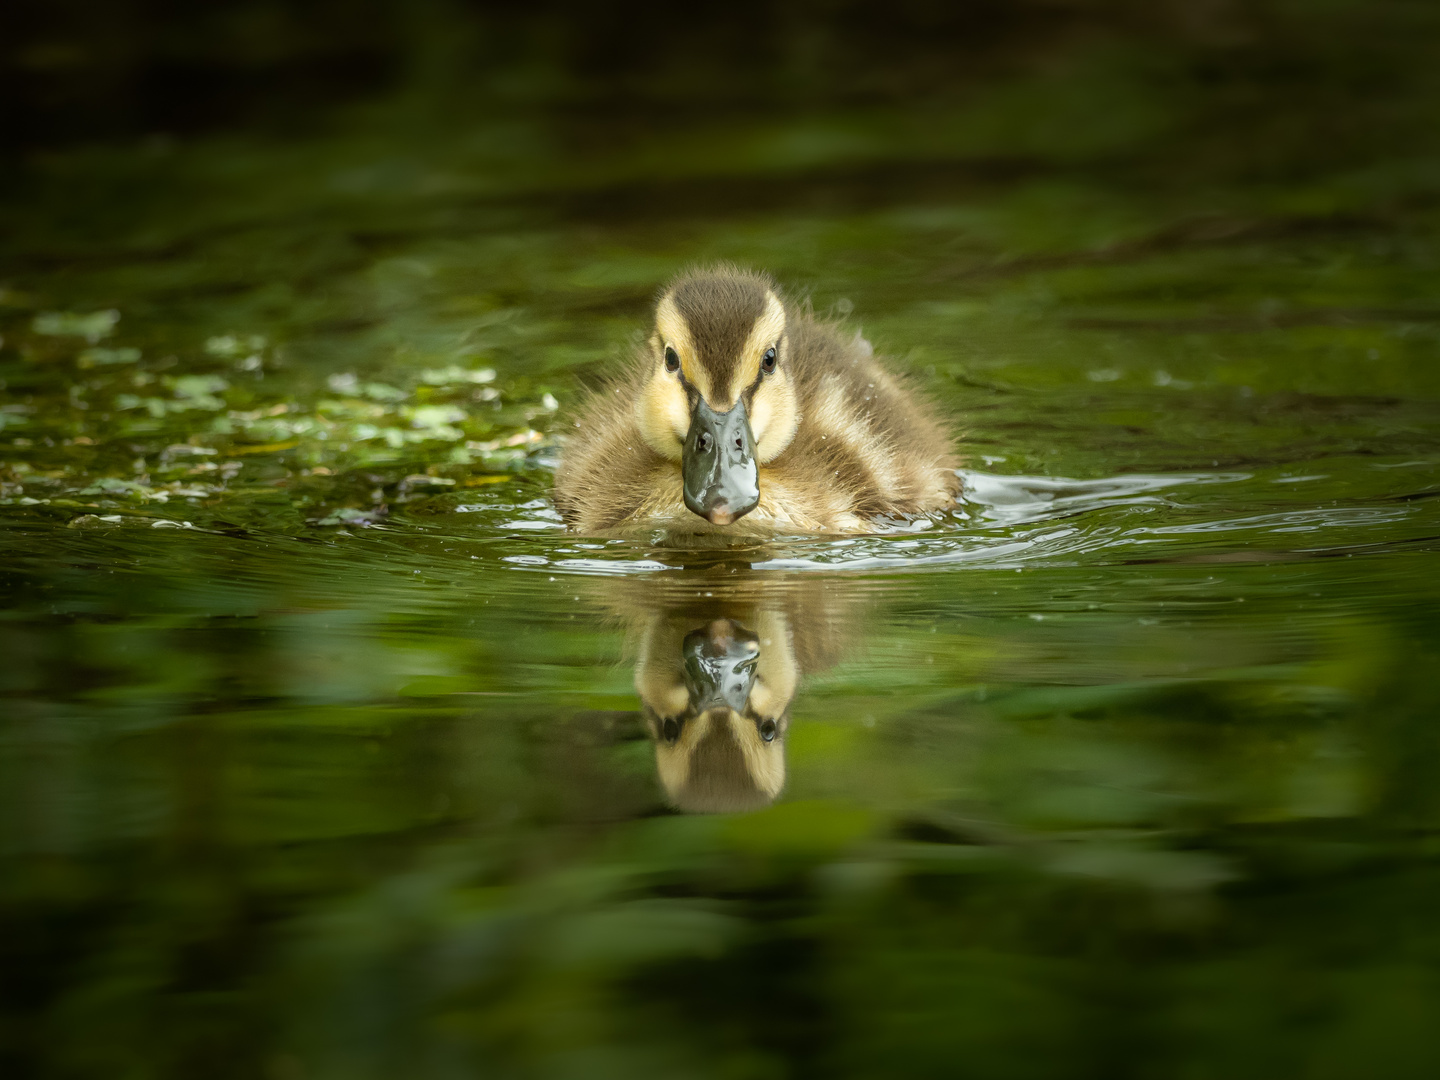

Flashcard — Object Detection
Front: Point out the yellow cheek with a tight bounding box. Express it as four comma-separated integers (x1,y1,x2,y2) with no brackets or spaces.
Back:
755,611,797,704
661,682,691,716
635,656,694,717
748,678,778,717
751,375,799,463
635,375,689,460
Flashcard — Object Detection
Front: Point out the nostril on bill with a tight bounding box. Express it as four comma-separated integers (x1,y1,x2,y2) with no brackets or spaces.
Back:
697,432,713,453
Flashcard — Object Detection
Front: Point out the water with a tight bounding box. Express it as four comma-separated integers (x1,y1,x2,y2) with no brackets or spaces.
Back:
5,4,1440,1076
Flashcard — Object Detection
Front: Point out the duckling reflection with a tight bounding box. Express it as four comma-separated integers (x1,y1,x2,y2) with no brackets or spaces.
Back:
636,612,796,813
604,573,848,814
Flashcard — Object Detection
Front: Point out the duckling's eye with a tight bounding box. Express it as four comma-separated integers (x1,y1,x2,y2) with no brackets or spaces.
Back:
758,718,777,742
761,347,777,375
664,346,680,373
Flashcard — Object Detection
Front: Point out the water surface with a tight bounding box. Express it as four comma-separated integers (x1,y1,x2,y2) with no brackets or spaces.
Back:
4,6,1440,1076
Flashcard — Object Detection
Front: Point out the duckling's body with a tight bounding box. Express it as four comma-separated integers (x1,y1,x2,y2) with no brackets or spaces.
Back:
554,266,958,536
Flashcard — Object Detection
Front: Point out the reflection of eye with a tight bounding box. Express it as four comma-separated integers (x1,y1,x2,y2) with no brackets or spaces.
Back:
760,347,777,375
664,346,680,373
662,717,681,743
758,718,777,742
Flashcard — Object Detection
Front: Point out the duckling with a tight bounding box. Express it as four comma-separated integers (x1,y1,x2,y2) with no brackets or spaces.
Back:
554,265,958,535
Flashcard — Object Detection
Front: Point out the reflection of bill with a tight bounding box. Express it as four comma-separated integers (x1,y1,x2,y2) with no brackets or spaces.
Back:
603,573,851,813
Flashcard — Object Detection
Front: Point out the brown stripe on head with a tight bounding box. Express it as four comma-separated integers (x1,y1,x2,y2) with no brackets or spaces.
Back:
666,268,775,408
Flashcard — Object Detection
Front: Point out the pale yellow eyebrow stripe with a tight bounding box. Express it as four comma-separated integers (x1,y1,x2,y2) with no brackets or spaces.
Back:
654,293,709,401
729,292,786,406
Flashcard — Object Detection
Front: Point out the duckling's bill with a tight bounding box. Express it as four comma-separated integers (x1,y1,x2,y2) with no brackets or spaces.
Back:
683,395,759,525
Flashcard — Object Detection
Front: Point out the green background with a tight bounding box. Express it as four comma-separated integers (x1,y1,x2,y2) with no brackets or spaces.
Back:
3,2,1440,1076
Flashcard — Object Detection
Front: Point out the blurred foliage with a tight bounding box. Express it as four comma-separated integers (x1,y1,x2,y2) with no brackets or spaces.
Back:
3,0,1440,1077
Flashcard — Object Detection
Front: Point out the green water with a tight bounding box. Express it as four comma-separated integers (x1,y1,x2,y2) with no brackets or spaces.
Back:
5,4,1440,1076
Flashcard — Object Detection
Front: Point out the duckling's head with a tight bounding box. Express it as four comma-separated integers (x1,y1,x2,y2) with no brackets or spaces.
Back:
635,266,799,525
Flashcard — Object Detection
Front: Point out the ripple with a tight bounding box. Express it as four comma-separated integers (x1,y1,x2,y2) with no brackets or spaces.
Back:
422,466,1439,576
1122,506,1413,537
957,469,1250,527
